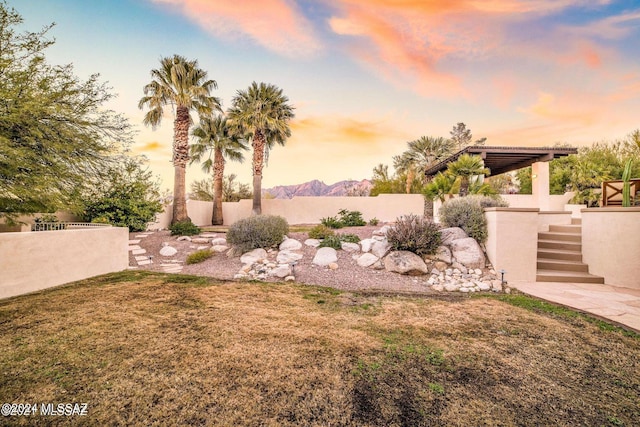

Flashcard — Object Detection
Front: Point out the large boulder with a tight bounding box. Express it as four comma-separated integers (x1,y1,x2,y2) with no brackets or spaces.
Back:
371,240,391,258
276,250,304,264
312,247,338,266
357,253,379,267
450,238,485,269
279,238,302,251
360,238,376,253
240,248,268,265
159,246,178,257
440,227,468,245
384,251,429,275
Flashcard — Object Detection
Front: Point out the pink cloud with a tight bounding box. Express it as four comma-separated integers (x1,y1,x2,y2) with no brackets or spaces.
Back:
150,0,322,57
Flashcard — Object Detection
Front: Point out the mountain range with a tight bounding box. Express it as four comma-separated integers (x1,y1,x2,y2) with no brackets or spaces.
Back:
262,179,372,199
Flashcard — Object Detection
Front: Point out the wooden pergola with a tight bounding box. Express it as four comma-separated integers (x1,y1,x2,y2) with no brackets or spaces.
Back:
424,146,578,177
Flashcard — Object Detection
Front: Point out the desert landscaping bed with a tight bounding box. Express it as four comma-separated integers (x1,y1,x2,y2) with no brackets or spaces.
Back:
0,271,638,426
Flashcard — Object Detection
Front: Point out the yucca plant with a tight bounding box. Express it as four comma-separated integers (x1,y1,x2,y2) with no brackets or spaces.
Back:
621,159,632,207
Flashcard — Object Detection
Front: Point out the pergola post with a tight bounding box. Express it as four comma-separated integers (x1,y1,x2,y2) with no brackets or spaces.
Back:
532,161,550,211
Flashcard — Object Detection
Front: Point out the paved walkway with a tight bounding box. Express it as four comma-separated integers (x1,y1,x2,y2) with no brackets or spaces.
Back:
512,282,640,333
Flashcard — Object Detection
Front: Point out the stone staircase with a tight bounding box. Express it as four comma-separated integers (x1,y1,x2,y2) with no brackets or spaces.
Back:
536,218,605,283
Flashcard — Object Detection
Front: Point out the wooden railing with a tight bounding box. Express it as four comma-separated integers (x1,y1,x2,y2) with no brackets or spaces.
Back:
601,179,640,207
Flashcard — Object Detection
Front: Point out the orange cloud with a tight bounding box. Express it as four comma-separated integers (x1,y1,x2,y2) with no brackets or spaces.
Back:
150,0,322,57
133,140,168,154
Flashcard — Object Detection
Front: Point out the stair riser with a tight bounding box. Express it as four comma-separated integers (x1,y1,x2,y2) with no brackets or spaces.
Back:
538,232,581,242
536,275,604,284
538,241,582,251
537,261,589,272
571,218,582,225
537,251,582,262
548,225,582,234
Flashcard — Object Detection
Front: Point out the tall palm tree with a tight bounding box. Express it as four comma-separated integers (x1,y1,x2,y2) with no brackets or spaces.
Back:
227,82,294,215
190,115,247,225
393,136,454,193
446,153,490,197
138,55,221,224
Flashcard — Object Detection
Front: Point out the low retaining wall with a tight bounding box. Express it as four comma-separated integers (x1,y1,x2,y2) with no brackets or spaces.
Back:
151,194,425,228
0,227,129,299
581,207,640,290
484,208,539,282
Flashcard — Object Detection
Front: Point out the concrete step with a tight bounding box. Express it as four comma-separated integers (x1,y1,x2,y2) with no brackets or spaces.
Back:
536,269,605,284
537,258,589,272
548,224,581,234
538,239,582,251
571,218,582,225
538,231,581,242
537,248,583,262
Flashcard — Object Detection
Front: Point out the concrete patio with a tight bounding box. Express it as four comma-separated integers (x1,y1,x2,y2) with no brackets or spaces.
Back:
512,281,640,333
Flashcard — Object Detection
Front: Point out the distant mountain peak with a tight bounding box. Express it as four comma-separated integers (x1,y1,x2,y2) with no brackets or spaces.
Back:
263,179,372,198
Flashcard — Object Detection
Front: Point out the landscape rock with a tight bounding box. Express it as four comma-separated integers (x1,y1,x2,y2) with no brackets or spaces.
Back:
329,262,339,270
312,247,338,266
373,225,391,236
371,240,391,258
212,245,229,253
240,248,268,265
270,264,292,278
477,282,491,291
434,246,452,264
384,251,430,275
211,237,227,246
450,238,486,269
357,253,379,267
191,237,210,244
227,247,243,257
304,239,321,247
434,261,448,271
440,227,469,245
176,236,191,242
341,242,360,252
284,276,295,282
360,238,376,253
279,238,302,251
276,250,304,264
432,284,444,292
159,246,178,257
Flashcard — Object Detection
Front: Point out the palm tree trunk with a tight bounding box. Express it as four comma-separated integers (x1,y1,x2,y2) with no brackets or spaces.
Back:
212,148,224,225
460,177,469,197
172,105,191,224
251,130,266,215
406,168,415,194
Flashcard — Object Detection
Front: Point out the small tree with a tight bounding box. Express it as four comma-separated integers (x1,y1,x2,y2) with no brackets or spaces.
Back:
446,154,490,197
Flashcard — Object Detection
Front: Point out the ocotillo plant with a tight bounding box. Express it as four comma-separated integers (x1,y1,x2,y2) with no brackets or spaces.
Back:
621,159,632,207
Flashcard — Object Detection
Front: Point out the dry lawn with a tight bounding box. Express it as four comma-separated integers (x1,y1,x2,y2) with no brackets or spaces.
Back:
0,271,638,426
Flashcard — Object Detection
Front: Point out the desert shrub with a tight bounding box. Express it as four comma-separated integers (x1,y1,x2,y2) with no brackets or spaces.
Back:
186,249,213,265
368,217,380,226
439,196,503,243
227,215,289,252
338,209,366,226
386,215,441,256
338,233,361,243
308,224,335,239
318,235,343,249
320,216,344,229
170,221,201,236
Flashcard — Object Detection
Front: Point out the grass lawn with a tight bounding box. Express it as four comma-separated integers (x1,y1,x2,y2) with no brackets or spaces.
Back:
1,271,638,426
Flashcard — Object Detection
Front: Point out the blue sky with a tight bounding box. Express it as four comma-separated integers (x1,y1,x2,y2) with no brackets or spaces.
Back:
15,0,640,191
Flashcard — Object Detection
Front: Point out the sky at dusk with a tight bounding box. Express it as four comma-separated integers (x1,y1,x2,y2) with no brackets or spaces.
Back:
15,0,640,191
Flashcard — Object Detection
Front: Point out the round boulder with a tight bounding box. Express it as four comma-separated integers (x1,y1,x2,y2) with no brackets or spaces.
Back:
384,251,429,275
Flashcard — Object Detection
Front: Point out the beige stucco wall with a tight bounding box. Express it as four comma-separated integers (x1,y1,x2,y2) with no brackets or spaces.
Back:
152,194,425,228
581,207,640,290
485,208,540,282
537,211,572,232
0,211,82,233
0,227,129,299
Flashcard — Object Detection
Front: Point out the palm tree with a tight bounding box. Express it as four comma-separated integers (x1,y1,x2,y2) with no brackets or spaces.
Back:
393,136,454,193
227,82,294,215
138,55,221,224
190,115,248,225
423,172,458,202
446,153,490,197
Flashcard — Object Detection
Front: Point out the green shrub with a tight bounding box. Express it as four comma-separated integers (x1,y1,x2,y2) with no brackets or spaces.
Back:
308,224,335,239
438,196,507,243
368,217,380,226
337,209,366,226
170,221,201,236
186,249,213,265
386,215,441,256
320,216,344,229
318,234,343,249
338,233,361,243
227,215,289,252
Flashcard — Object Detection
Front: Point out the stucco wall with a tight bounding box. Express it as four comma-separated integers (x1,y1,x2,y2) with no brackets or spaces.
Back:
0,211,82,233
537,211,572,232
581,208,640,290
484,208,540,282
152,194,425,228
0,227,129,299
